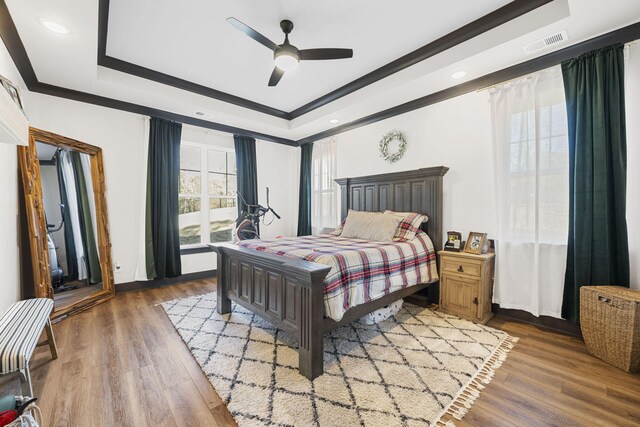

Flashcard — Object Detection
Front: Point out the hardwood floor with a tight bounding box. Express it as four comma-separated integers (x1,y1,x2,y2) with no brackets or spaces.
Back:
53,283,102,307
11,279,640,426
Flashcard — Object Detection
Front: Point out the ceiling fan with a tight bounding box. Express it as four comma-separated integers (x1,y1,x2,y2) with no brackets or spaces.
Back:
226,17,354,87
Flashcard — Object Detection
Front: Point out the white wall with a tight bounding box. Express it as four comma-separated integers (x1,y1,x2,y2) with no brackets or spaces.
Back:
0,40,26,312
255,140,299,239
2,37,637,299
0,142,20,312
336,51,640,293
24,95,300,282
336,91,495,244
26,94,148,285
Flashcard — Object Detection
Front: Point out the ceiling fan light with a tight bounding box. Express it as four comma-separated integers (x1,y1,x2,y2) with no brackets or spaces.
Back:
38,17,71,34
275,52,299,72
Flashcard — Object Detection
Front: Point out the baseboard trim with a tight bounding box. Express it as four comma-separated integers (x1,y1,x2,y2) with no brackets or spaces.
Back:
117,269,216,292
492,303,582,337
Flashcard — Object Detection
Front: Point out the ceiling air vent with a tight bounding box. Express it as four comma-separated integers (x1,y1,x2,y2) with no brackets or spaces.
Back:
523,30,568,54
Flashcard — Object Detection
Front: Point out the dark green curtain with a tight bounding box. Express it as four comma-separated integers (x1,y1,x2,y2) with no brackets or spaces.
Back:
147,117,183,279
233,135,258,225
561,43,630,323
70,152,102,285
54,150,78,281
297,143,313,236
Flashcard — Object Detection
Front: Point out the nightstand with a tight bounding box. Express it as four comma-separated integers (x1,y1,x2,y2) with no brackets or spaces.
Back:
438,250,495,324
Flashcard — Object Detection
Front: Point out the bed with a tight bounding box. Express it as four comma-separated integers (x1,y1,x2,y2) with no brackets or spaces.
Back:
210,166,448,380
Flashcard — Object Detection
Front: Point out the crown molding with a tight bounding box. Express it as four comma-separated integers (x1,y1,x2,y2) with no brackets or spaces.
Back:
2,1,638,148
296,21,640,145
0,0,296,146
96,0,553,120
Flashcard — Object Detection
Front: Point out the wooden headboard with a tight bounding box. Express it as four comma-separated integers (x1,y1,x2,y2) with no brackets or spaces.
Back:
335,166,449,252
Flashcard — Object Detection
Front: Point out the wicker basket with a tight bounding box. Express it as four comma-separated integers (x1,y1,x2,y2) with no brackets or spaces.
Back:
580,286,640,373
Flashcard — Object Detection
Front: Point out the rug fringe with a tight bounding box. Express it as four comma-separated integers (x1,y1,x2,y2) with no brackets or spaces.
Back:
434,335,519,426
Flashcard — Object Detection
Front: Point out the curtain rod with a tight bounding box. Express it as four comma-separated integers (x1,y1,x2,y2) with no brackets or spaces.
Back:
477,41,636,93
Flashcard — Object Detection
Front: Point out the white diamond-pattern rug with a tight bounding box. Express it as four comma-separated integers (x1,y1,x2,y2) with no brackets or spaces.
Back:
162,292,517,426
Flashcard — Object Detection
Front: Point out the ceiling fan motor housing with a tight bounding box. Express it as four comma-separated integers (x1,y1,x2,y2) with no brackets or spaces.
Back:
280,19,294,34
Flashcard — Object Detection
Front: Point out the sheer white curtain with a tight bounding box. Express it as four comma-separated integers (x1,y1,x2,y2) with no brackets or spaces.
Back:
490,66,569,318
59,150,87,280
80,153,99,247
311,137,338,234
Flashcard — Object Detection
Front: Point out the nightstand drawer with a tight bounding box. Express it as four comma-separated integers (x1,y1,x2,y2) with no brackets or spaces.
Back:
441,257,482,278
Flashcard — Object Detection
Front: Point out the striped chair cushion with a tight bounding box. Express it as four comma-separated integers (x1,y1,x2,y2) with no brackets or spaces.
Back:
0,299,54,374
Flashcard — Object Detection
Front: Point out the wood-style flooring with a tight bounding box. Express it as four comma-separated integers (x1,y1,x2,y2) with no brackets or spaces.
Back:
14,279,640,426
53,283,102,308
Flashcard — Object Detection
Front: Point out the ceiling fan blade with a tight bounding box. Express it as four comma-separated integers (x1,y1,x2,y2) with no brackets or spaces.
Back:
226,17,278,51
268,67,285,87
299,48,353,60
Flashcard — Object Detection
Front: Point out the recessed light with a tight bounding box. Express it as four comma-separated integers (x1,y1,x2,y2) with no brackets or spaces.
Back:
329,118,339,124
194,111,214,118
38,18,71,35
451,71,467,79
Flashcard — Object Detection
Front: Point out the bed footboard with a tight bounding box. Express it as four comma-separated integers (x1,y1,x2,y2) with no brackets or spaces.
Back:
210,243,331,380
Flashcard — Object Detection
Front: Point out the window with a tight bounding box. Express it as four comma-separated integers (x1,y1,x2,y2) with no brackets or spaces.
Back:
179,141,236,246
507,102,569,243
490,65,569,318
311,138,338,234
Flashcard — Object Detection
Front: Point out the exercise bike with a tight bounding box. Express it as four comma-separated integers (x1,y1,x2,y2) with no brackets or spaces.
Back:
46,204,78,293
235,187,280,240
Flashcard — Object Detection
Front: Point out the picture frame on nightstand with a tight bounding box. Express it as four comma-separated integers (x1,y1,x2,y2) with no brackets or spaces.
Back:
444,231,463,251
464,232,486,254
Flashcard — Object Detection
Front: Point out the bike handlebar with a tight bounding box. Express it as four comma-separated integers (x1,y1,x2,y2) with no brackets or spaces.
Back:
237,187,280,221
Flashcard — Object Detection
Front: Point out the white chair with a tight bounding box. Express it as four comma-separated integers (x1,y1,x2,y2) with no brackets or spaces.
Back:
0,299,57,396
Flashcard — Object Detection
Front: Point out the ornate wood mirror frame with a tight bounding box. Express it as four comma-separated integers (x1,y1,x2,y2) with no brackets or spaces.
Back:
18,127,115,319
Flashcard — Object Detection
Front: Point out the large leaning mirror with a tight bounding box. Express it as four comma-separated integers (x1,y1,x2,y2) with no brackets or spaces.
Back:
19,128,115,320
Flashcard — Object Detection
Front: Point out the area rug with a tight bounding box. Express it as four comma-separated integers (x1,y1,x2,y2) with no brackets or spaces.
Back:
162,292,517,427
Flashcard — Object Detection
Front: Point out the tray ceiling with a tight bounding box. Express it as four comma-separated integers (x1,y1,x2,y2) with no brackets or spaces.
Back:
105,0,511,112
3,0,640,143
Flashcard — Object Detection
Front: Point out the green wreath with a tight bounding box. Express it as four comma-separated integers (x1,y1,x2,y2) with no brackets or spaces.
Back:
379,131,408,163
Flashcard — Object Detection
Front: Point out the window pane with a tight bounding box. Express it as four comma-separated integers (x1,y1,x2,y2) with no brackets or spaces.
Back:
179,197,201,245
208,149,227,173
209,198,236,243
538,173,569,243
551,103,568,135
539,105,551,137
210,198,236,210
208,172,226,196
227,174,237,195
549,136,568,169
540,138,551,170
180,145,201,171
180,170,201,195
227,152,236,174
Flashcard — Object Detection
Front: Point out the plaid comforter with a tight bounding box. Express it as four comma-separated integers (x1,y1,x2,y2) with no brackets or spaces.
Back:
238,231,438,321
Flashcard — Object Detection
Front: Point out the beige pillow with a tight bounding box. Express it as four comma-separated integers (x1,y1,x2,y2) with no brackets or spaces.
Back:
340,210,401,242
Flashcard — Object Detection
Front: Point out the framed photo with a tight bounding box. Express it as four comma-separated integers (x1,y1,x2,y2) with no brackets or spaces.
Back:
464,232,486,254
444,231,463,251
0,74,24,113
